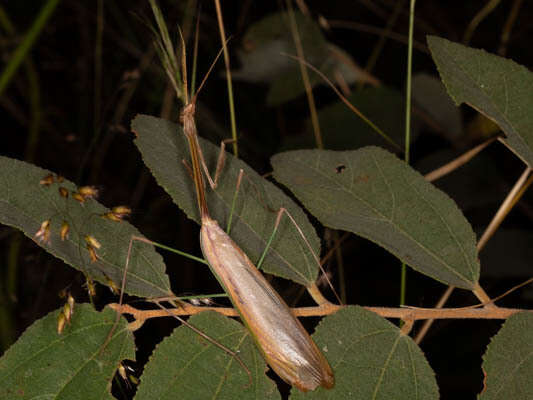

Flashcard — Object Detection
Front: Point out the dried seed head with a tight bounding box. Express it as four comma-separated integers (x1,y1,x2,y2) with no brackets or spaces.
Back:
199,297,215,306
87,245,98,263
105,276,120,295
67,294,75,316
118,363,128,381
189,297,214,306
78,186,99,199
111,205,132,216
62,302,72,323
84,235,101,249
72,192,85,203
36,219,50,234
60,221,69,241
57,312,66,334
35,220,51,244
102,205,132,222
102,212,122,222
40,173,55,186
86,277,96,297
188,298,202,306
58,187,69,198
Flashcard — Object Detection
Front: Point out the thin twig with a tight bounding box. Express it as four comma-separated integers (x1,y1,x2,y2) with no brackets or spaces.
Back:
282,53,401,151
326,19,428,54
414,286,453,343
462,0,502,44
424,137,497,182
498,0,523,56
94,0,104,143
109,302,530,329
362,0,406,87
477,166,532,250
285,0,323,149
400,0,416,309
321,232,350,266
332,231,347,303
213,0,238,157
415,166,532,344
0,0,60,95
153,300,252,386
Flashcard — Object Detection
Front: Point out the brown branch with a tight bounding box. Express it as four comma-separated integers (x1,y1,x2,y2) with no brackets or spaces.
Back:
415,163,532,343
423,137,497,182
108,302,529,331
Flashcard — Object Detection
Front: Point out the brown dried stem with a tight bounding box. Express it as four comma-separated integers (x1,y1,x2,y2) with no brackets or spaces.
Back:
213,0,238,156
498,0,523,56
423,137,497,182
108,302,529,332
415,165,533,344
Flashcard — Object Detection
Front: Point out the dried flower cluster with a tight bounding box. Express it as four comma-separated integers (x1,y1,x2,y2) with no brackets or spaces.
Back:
57,293,75,334
101,205,132,222
34,220,51,245
37,173,133,298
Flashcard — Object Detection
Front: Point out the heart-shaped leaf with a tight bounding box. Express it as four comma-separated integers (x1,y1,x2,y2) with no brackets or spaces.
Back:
271,147,479,289
428,36,533,166
0,304,134,399
135,311,280,399
132,115,320,286
0,156,172,298
290,306,439,399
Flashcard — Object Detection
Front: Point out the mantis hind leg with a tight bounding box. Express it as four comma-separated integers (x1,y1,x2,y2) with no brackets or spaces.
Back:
257,207,341,306
99,234,250,384
221,167,342,306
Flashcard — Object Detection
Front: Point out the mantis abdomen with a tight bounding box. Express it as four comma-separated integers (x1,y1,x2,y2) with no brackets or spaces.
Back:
200,216,334,391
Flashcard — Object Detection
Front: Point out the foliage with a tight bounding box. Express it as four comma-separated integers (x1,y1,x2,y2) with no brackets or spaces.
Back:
1,2,532,399
0,304,134,399
0,156,171,299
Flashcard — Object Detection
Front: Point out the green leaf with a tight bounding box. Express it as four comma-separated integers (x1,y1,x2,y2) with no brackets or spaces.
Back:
135,311,280,400
271,147,479,289
427,36,533,166
480,312,533,399
0,304,134,400
132,114,320,286
0,156,172,298
290,306,439,399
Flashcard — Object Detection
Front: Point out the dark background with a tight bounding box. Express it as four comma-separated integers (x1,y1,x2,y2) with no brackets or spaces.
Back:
1,1,532,398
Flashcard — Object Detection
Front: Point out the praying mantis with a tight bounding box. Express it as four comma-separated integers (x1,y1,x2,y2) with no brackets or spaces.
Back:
174,94,335,391
32,39,337,393
107,2,336,391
